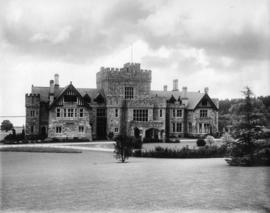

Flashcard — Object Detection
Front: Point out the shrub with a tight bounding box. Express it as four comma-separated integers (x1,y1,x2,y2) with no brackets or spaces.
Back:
114,135,134,163
108,132,114,140
197,139,206,147
137,145,228,158
205,135,215,146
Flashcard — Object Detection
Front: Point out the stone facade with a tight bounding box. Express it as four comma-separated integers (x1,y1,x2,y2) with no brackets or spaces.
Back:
25,62,219,141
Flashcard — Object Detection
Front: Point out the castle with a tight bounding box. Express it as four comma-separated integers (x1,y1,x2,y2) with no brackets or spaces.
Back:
25,63,219,141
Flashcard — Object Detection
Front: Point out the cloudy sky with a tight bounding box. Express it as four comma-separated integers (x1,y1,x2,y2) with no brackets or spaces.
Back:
0,0,269,126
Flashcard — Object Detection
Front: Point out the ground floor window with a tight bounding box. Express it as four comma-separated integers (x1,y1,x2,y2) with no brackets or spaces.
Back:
56,126,62,133
31,126,34,133
115,128,119,133
79,126,84,133
176,123,182,132
188,122,192,133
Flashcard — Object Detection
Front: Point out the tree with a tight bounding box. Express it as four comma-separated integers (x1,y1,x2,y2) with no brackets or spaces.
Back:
226,87,266,166
1,120,14,132
114,135,134,163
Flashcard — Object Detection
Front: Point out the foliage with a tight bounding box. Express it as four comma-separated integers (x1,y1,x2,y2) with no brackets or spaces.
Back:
0,146,82,153
226,87,270,166
1,120,14,132
197,138,206,147
114,135,134,163
133,145,228,158
108,132,114,140
205,135,215,146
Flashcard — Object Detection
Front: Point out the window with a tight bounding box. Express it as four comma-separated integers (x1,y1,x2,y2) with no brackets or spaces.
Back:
64,95,77,102
202,99,208,106
177,109,182,117
97,108,105,117
64,109,67,117
56,108,60,117
115,109,118,117
133,109,148,121
68,108,74,117
56,126,62,133
172,123,176,132
160,109,162,117
204,123,210,133
31,126,34,133
199,123,202,133
115,128,119,133
75,108,77,117
189,122,192,133
125,87,134,99
79,108,84,117
30,110,35,117
177,123,182,132
79,126,84,133
172,109,175,117
200,109,208,118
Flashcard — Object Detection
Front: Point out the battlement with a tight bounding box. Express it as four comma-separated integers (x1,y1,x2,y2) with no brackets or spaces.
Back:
25,93,40,97
25,93,40,107
97,63,152,83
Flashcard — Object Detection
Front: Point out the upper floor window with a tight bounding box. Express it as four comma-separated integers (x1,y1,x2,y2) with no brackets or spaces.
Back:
68,108,74,117
64,95,77,102
97,108,106,117
133,109,148,121
30,110,35,117
177,109,182,117
200,109,208,118
56,108,60,117
172,109,175,117
115,109,118,117
115,127,119,133
202,99,208,106
125,87,134,99
79,108,84,117
160,109,162,117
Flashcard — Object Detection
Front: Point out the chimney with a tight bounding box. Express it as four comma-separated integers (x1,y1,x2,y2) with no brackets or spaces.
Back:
204,87,209,94
182,86,187,98
54,74,59,86
163,85,168,92
49,80,54,104
54,74,59,93
173,79,178,91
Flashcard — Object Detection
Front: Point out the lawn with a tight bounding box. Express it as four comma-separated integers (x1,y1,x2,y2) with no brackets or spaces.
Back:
1,151,269,212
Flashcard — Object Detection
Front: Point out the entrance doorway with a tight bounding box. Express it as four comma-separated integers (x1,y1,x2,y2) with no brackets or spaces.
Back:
96,108,107,139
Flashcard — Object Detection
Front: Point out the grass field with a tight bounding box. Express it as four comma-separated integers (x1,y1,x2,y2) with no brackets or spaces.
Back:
1,151,269,212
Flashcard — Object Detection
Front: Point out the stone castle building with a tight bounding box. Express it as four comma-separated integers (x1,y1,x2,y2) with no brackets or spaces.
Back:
25,63,219,141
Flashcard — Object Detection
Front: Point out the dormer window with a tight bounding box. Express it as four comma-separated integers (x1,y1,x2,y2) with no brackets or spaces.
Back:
64,95,77,102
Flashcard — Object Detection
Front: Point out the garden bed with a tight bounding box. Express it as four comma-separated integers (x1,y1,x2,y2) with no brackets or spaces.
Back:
0,146,82,153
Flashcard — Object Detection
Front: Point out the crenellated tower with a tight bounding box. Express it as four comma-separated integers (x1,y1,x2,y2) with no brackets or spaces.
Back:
25,93,40,135
96,63,152,98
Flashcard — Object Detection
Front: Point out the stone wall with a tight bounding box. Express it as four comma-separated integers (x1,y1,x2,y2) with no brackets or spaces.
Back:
48,105,92,140
25,94,40,135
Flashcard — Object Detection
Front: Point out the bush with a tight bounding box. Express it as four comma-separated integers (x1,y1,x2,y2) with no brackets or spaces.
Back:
114,135,134,163
136,145,228,158
205,135,215,146
197,139,206,147
108,132,114,140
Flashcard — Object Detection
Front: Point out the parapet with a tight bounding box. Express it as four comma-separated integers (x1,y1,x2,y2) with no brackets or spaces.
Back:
97,63,152,82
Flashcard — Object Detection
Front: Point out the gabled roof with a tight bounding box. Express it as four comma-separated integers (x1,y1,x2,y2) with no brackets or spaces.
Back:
49,83,91,109
150,90,206,110
31,86,101,102
194,93,218,110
